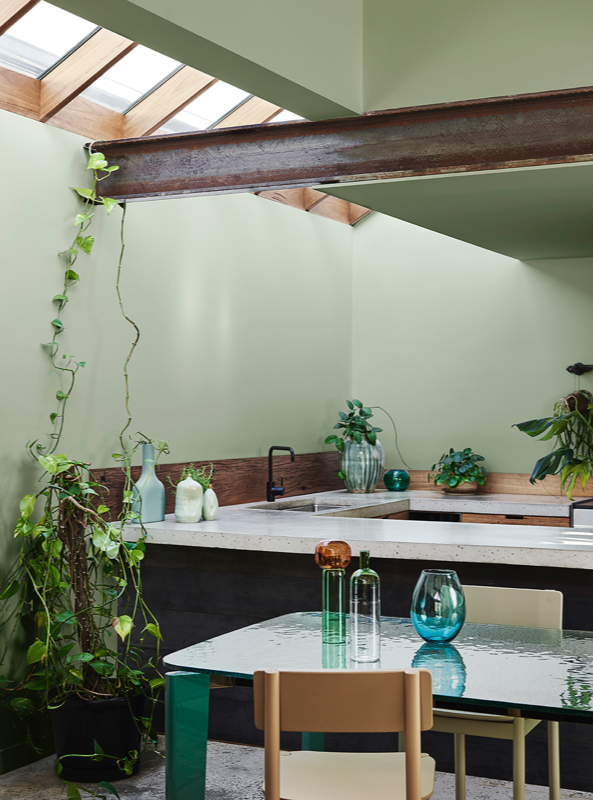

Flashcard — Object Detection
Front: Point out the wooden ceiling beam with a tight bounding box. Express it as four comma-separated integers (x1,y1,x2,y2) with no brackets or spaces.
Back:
213,96,281,129
0,0,40,36
124,67,216,138
94,86,593,202
39,29,136,123
307,194,351,225
47,95,124,140
0,64,38,118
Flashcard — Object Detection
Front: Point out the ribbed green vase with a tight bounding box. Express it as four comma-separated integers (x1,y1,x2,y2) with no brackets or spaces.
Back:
340,438,385,493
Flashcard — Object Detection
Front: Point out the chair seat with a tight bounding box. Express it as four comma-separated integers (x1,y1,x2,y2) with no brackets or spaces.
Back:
272,750,436,800
432,708,541,740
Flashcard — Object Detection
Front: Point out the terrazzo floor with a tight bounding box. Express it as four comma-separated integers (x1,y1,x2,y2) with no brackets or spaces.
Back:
1,738,592,799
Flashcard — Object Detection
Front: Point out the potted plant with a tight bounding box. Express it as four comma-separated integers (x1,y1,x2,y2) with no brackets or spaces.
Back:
514,390,593,498
429,448,487,493
325,400,385,493
0,149,165,798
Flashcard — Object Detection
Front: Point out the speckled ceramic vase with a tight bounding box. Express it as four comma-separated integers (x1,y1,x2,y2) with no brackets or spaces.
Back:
340,438,385,493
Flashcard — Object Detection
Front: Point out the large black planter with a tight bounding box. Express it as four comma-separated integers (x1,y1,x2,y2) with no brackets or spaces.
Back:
50,693,144,782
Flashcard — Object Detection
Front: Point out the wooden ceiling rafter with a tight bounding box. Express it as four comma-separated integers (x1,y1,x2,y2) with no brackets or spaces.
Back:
0,5,369,225
0,0,40,37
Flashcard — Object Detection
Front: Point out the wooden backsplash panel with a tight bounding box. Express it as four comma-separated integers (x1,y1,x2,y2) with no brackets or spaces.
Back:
93,451,342,518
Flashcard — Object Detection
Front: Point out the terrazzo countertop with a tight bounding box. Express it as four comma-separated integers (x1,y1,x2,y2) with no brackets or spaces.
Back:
124,489,593,570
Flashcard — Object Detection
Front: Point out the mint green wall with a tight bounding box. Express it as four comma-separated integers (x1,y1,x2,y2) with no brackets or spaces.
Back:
0,109,352,771
351,211,593,474
48,0,362,118
363,0,593,112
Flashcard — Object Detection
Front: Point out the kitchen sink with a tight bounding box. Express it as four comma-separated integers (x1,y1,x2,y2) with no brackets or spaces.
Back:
280,503,344,513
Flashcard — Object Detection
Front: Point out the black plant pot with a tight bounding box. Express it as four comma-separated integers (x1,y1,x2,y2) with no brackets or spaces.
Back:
50,693,144,782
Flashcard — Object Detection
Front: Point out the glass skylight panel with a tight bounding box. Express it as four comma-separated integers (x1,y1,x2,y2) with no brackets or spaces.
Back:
0,1,97,78
159,82,250,134
268,110,304,123
81,45,182,113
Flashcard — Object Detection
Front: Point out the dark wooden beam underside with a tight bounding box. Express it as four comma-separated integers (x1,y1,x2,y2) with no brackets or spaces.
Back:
94,86,593,202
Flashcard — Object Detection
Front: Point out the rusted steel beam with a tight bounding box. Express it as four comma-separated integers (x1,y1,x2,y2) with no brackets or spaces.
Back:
95,86,593,201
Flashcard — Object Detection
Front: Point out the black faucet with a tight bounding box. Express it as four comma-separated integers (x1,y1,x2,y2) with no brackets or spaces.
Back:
267,446,296,502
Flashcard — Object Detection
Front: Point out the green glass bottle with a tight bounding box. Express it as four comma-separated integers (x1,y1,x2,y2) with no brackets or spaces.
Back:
350,550,381,662
322,555,346,643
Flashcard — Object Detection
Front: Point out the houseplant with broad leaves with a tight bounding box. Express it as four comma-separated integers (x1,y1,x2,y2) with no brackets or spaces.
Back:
514,390,593,498
0,149,167,799
429,448,487,493
325,400,385,493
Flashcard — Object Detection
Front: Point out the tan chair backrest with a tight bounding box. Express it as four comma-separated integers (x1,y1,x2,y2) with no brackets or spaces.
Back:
254,668,433,733
462,585,563,630
254,668,432,800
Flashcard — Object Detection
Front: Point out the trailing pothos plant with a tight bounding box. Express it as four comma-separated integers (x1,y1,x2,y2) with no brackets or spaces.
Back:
0,148,167,799
514,390,593,498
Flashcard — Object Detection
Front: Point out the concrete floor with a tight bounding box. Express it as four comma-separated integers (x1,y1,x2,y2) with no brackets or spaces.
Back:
1,739,593,800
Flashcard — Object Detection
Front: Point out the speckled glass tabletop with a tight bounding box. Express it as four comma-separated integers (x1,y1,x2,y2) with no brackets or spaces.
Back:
164,612,593,720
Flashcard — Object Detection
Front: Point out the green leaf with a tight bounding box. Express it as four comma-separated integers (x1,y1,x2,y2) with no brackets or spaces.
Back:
113,615,133,641
325,435,338,444
144,622,162,640
90,659,114,676
353,399,363,408
10,697,34,714
74,212,92,226
51,318,64,331
97,504,109,514
52,294,68,305
55,610,76,625
102,197,119,214
0,579,19,600
67,668,84,683
65,269,80,283
93,739,104,761
19,494,35,520
99,781,121,799
71,186,96,200
335,470,347,480
353,430,362,444
87,152,108,170
346,400,354,410
76,235,95,254
56,391,68,401
67,784,82,800
149,677,165,689
367,430,377,445
335,439,344,453
27,639,47,665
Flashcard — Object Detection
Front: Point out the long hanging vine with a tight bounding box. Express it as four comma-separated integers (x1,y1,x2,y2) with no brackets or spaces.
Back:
0,148,167,800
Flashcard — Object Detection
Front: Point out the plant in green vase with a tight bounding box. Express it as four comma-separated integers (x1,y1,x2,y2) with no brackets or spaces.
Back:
429,448,487,492
325,400,385,493
514,390,593,498
0,149,166,798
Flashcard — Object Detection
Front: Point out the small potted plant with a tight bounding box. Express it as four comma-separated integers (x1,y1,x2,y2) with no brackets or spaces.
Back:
325,400,384,493
429,448,487,493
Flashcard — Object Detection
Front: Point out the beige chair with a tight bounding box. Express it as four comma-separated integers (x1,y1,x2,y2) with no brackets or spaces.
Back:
254,667,436,800
431,585,563,800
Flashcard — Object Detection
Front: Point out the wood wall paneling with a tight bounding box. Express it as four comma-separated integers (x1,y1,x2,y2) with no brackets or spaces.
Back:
0,65,39,118
124,67,217,138
0,0,40,37
39,30,136,122
95,451,342,518
461,513,570,527
402,470,592,497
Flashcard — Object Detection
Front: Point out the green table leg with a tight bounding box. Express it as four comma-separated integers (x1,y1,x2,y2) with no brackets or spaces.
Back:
166,671,210,800
301,732,325,750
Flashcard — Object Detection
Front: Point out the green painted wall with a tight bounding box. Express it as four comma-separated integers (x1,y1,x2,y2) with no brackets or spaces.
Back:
351,211,593,475
48,0,363,119
0,109,352,771
363,0,593,111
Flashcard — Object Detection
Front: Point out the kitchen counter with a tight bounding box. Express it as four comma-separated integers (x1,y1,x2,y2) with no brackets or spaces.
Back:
125,489,593,570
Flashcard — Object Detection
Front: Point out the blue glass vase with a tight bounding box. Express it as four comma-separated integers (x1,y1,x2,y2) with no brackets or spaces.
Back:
383,469,410,491
412,642,466,696
131,443,165,523
411,569,466,642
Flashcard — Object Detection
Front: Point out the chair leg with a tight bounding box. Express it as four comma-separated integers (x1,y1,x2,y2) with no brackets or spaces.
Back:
548,721,560,800
454,733,466,800
513,718,526,800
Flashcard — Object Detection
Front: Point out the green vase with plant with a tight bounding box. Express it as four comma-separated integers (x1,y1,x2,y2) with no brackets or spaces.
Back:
514,390,593,498
429,448,487,493
325,400,385,493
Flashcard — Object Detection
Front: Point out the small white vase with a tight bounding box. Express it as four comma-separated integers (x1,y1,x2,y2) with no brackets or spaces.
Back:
175,476,203,523
202,487,219,521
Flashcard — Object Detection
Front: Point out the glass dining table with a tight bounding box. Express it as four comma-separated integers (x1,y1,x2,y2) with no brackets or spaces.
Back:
163,611,593,800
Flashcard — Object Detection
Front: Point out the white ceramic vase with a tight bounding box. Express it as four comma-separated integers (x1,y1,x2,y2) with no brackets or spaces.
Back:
175,476,203,523
202,487,219,521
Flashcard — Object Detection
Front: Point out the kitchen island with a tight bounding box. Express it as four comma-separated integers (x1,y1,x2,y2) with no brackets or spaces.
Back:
126,489,593,791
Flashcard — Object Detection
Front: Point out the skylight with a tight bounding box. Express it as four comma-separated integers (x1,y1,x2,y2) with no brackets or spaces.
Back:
159,82,251,134
267,110,304,124
0,1,97,78
81,45,182,113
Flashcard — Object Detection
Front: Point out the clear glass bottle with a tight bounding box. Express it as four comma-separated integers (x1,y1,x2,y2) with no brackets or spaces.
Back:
315,540,351,645
350,550,381,662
